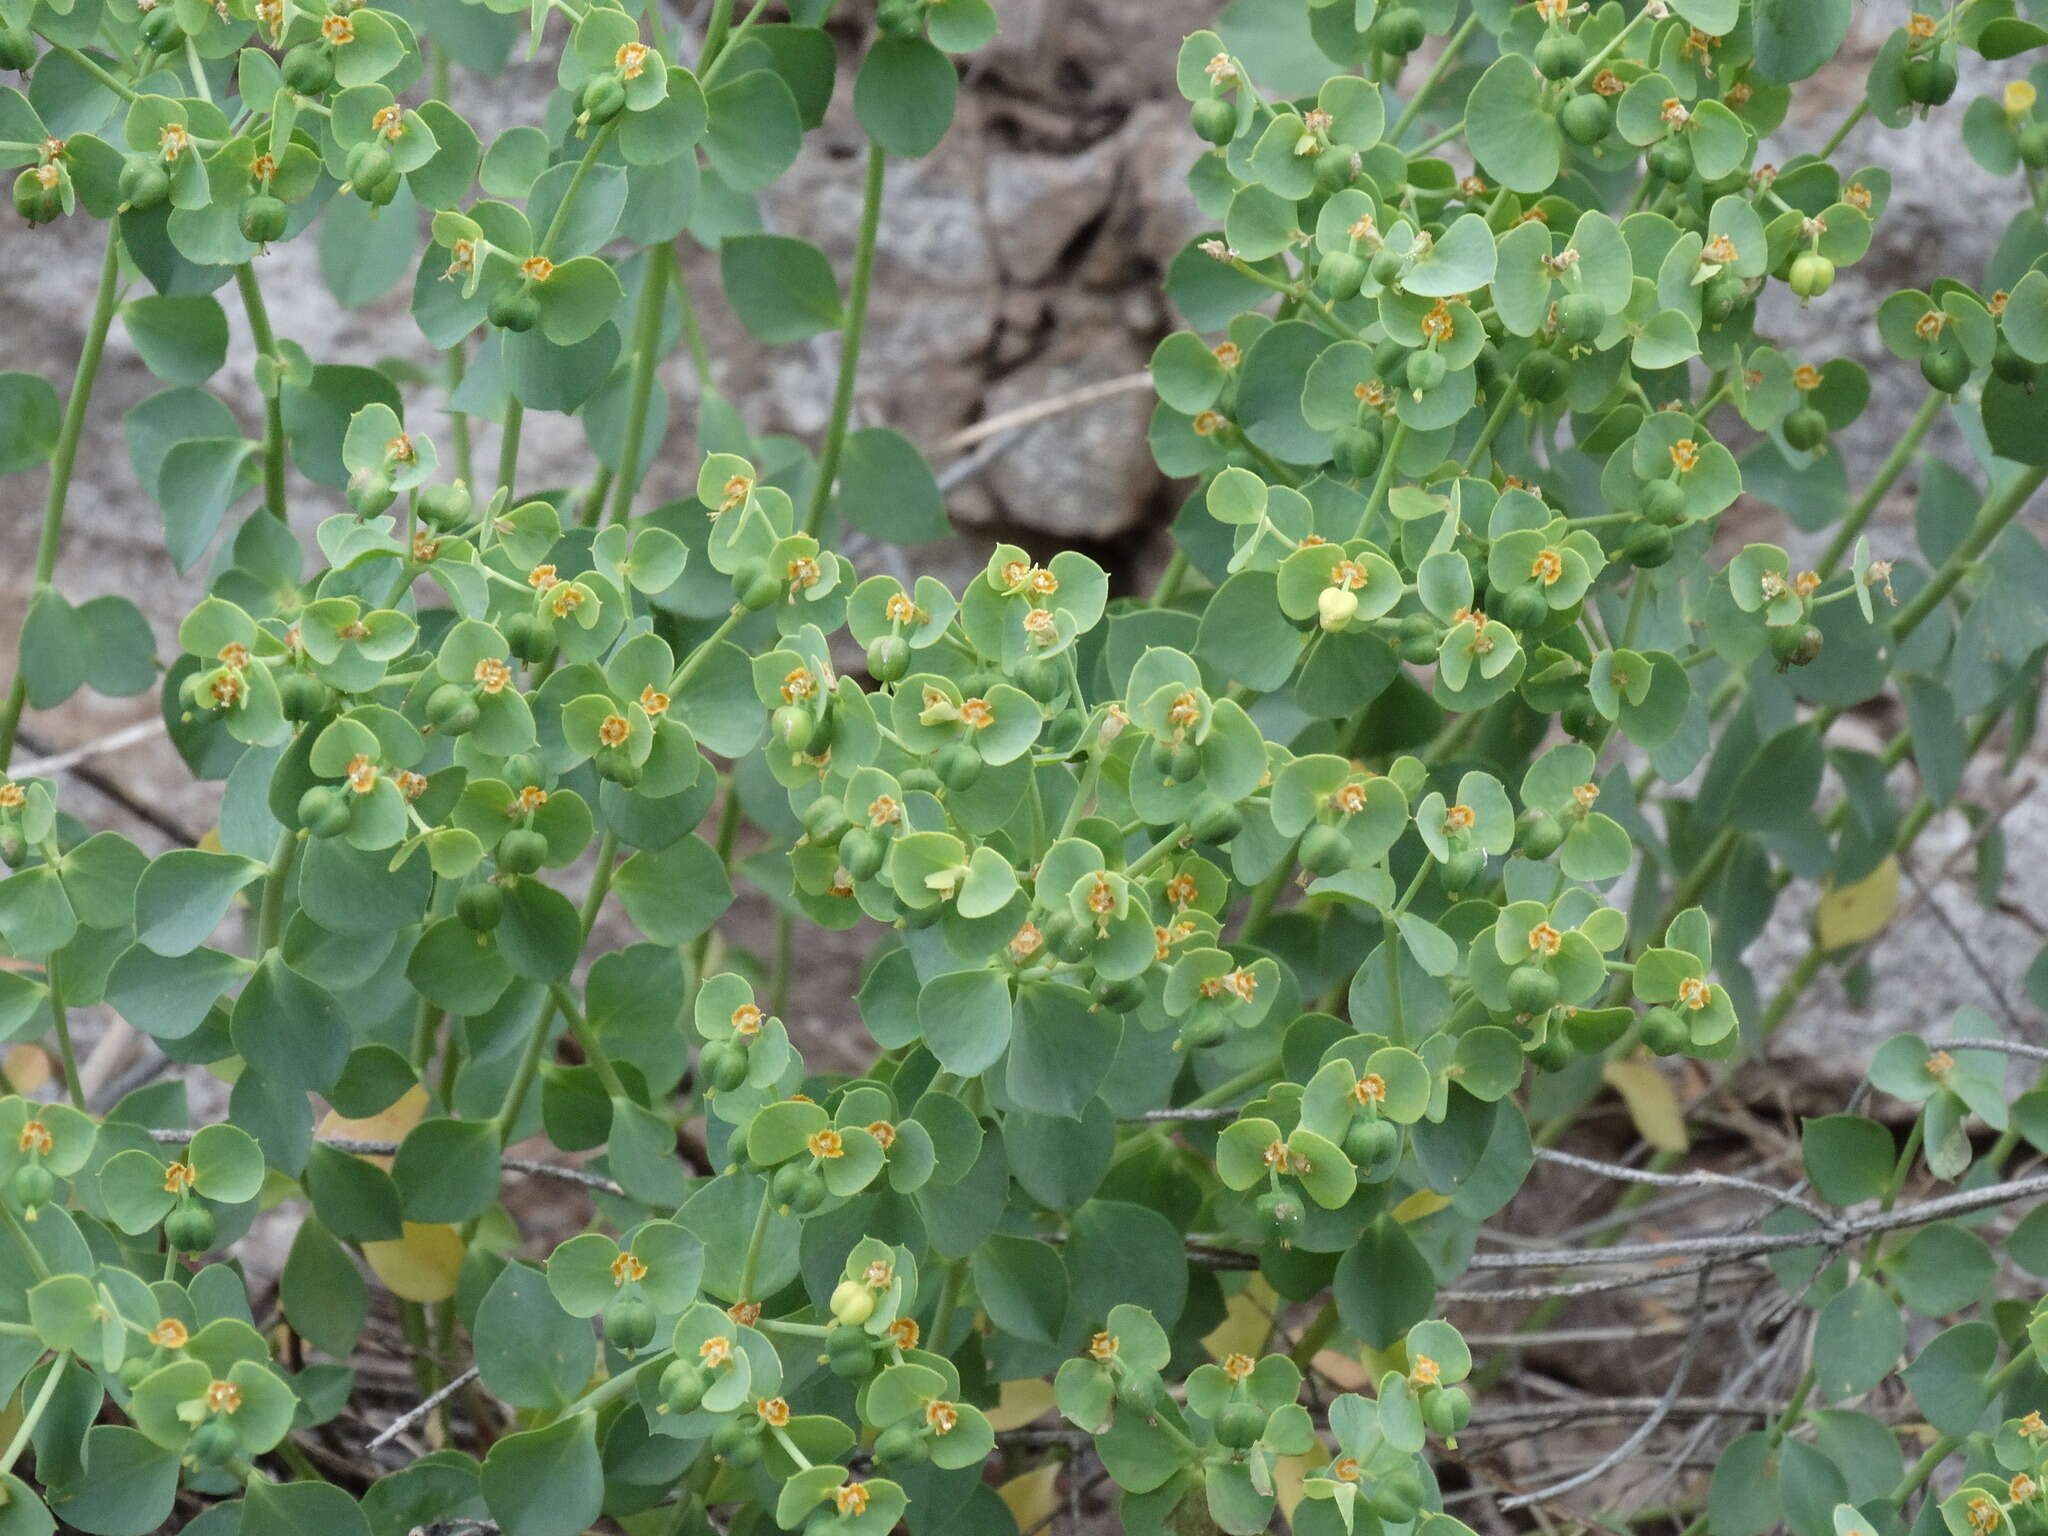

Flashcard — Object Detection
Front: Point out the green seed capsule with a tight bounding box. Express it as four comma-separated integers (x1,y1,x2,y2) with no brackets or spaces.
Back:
1299,823,1352,877
281,40,336,94
866,634,910,683
1517,808,1564,860
0,23,35,71
456,882,504,932
238,193,288,246
488,287,540,333
1640,478,1687,526
1559,91,1613,145
578,73,628,126
1533,30,1587,80
1516,349,1569,403
1788,251,1835,301
1507,964,1561,1015
1318,250,1367,302
1191,97,1237,145
1780,405,1828,452
427,682,481,736
298,786,352,839
1639,1004,1689,1055
660,1359,708,1414
935,742,983,792
1439,848,1486,893
1554,292,1605,346
497,828,548,874
117,154,171,211
1216,1400,1268,1449
603,1295,656,1352
164,1203,216,1253
11,1162,55,1210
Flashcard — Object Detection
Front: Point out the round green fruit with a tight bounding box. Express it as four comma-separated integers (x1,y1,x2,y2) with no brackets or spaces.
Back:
604,1295,657,1352
456,882,504,932
661,1360,709,1414
866,634,910,683
1299,823,1352,877
1507,964,1561,1015
1782,406,1829,452
497,828,548,874
1319,250,1367,302
1517,809,1564,860
1640,478,1687,526
1555,292,1605,346
427,682,481,736
1559,91,1612,144
1516,349,1569,403
1191,97,1237,145
1439,847,1486,893
165,1203,216,1253
1216,1400,1267,1449
578,73,627,125
487,287,540,333
280,41,335,94
117,154,171,211
238,193,288,245
935,741,983,792
1788,251,1836,300
11,1162,54,1210
1639,1004,1689,1055
1647,137,1693,182
298,786,352,839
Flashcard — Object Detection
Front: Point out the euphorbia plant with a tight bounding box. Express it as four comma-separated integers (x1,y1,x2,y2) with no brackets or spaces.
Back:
0,0,2046,1532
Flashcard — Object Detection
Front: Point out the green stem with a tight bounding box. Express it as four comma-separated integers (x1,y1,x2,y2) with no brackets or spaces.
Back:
48,969,82,1112
1889,465,2047,640
44,41,138,99
234,264,289,523
929,1258,964,1350
536,121,617,259
491,830,619,1143
0,1200,52,1282
1816,390,1944,576
0,231,122,771
0,1353,68,1478
736,1183,775,1303
257,827,297,955
1354,421,1410,540
801,141,886,537
699,0,770,87
1461,381,1520,472
550,982,628,1100
696,0,734,65
607,242,674,527
496,398,524,502
1388,13,1480,142
1150,549,1191,609
1886,1348,2037,1509
1819,98,1870,161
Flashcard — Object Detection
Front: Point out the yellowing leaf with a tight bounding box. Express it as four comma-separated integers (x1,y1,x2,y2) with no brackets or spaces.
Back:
1391,1189,1452,1223
1602,1057,1689,1153
364,1221,464,1302
4,1044,49,1095
1275,1453,1317,1521
319,1083,430,1168
1310,1350,1371,1390
1204,1274,1278,1362
997,1460,1062,1532
1816,854,1899,950
985,1377,1056,1432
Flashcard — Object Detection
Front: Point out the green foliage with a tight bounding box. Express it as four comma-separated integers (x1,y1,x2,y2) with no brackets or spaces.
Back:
0,0,2043,1532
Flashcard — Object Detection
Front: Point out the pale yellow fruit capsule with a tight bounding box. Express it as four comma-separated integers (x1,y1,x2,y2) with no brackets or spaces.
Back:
830,1279,875,1326
1318,586,1359,632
